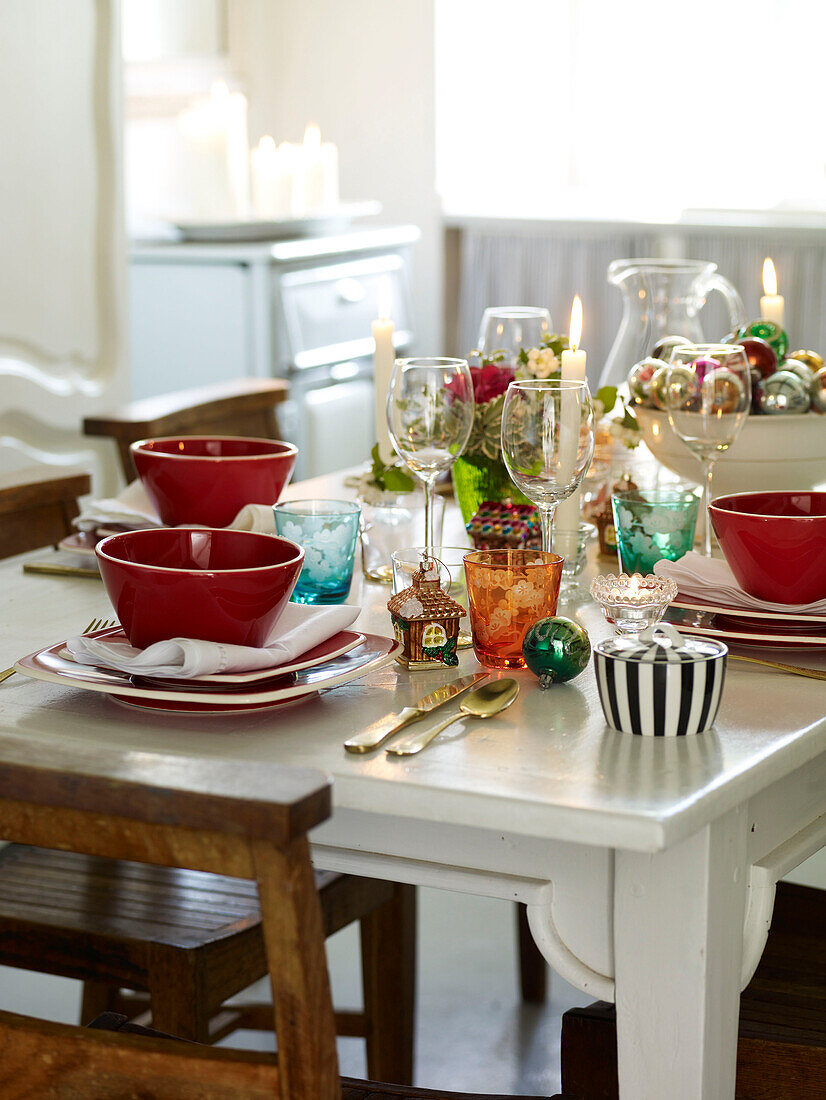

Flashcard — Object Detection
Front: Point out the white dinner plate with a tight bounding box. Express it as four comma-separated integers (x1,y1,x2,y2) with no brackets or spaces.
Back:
16,632,399,713
664,606,826,650
58,626,367,686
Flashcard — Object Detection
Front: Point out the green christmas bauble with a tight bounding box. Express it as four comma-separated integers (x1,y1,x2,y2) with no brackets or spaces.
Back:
735,320,788,363
522,616,591,688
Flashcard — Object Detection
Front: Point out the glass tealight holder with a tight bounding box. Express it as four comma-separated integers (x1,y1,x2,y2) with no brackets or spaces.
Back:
548,522,597,592
590,573,678,636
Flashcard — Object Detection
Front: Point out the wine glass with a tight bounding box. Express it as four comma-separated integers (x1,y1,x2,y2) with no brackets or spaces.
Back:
500,379,595,552
386,357,474,548
476,307,552,366
665,343,751,557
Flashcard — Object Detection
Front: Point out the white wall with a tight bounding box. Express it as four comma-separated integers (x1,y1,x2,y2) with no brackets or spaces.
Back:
0,0,129,493
226,0,442,354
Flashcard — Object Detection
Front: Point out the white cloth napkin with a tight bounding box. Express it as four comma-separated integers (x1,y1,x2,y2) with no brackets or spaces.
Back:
66,603,361,678
654,552,826,615
75,480,277,535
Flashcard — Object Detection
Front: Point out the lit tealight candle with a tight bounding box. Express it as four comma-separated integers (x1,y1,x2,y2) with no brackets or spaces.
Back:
760,257,785,328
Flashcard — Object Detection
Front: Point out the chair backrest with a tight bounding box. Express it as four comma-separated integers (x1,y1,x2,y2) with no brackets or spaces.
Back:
0,733,339,1099
0,466,91,560
83,378,290,480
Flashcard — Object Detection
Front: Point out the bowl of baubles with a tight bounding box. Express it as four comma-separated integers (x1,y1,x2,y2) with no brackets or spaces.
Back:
630,328,826,498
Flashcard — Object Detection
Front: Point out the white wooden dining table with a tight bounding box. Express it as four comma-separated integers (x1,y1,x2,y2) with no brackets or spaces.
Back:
2,469,825,1100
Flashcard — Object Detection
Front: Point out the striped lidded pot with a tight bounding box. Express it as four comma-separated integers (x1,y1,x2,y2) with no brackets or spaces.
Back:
594,622,727,737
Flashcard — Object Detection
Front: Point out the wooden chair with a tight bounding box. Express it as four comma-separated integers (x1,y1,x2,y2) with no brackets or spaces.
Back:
560,881,826,1099
0,466,414,1082
0,466,91,559
83,377,290,480
0,735,566,1099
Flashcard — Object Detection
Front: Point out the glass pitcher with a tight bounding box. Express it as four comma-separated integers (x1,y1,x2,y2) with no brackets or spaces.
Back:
599,259,746,388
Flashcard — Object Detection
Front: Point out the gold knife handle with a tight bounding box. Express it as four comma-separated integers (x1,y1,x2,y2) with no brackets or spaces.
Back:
344,707,423,754
23,563,100,579
386,710,464,757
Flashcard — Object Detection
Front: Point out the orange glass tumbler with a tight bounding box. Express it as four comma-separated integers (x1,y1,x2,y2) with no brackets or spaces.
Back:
463,549,564,669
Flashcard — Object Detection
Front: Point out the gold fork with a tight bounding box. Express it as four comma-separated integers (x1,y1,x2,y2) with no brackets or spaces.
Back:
0,617,117,685
728,653,826,681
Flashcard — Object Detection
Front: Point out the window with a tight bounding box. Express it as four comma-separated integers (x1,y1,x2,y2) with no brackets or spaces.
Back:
435,0,826,219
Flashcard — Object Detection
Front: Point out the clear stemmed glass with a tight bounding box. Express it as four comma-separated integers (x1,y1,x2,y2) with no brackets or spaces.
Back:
476,307,552,367
386,357,475,548
500,379,595,552
665,343,751,557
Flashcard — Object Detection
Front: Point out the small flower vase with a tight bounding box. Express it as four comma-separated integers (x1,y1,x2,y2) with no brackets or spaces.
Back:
452,453,531,524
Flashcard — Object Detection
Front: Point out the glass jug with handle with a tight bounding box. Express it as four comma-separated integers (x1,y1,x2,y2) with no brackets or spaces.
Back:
599,259,746,388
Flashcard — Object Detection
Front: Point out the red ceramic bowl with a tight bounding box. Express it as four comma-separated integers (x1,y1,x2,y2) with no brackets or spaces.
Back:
709,491,826,605
96,528,304,648
131,436,298,527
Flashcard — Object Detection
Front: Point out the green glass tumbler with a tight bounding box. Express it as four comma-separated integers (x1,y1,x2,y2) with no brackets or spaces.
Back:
612,489,700,575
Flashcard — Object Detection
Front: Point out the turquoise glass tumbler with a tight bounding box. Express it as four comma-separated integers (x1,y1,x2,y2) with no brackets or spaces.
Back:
612,489,700,575
273,499,361,604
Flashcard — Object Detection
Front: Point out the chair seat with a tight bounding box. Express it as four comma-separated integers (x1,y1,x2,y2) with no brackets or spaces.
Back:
0,844,390,985
341,1082,565,1100
90,1014,567,1099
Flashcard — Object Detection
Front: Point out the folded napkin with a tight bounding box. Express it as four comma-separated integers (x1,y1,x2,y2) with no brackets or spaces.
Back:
75,480,277,535
66,603,360,678
654,552,826,615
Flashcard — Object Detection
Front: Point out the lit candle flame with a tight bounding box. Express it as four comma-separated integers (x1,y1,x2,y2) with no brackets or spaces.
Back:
257,135,276,157
304,124,321,149
763,257,777,297
626,574,640,596
569,295,583,353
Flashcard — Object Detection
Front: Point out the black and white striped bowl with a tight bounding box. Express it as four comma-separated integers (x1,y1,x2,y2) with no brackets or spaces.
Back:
594,622,727,737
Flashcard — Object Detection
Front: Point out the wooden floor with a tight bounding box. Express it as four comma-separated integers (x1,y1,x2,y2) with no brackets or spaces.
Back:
0,887,591,1095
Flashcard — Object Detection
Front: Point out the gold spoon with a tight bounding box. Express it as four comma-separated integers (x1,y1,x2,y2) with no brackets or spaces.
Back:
386,678,519,757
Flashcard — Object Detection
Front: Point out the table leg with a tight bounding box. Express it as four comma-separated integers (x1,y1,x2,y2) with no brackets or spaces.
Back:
613,807,748,1100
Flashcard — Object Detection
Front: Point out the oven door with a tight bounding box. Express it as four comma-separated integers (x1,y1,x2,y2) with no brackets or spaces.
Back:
282,359,376,480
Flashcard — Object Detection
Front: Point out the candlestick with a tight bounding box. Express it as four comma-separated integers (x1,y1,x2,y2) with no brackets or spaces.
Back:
760,257,785,327
302,124,339,212
177,81,250,221
373,278,395,463
556,295,587,537
251,136,301,219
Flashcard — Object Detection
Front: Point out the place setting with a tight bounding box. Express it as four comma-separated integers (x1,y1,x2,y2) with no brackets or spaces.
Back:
15,435,403,714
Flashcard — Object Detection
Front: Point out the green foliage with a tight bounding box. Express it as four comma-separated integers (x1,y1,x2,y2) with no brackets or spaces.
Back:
370,444,415,491
595,385,618,415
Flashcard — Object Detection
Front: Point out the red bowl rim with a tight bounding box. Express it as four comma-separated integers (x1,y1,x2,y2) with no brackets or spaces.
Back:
130,435,299,461
710,490,826,519
96,528,305,575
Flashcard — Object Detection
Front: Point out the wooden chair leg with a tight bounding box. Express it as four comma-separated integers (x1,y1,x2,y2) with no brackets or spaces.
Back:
80,980,121,1026
516,903,548,1004
146,948,211,1043
361,882,416,1085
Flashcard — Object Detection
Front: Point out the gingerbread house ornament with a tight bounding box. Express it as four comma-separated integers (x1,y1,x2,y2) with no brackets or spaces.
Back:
387,556,465,669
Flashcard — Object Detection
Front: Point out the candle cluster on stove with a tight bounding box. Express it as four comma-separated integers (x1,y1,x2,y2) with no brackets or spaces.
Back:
175,82,339,222
251,126,339,220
